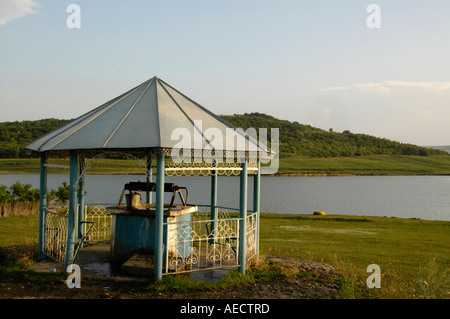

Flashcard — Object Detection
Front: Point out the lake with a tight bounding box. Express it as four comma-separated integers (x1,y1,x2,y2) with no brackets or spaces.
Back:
1,174,449,221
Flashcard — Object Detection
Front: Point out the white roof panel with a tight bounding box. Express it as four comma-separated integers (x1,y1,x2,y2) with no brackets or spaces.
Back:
25,77,274,158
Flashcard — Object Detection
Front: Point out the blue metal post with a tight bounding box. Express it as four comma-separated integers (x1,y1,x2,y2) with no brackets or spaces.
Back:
65,150,79,271
77,155,85,240
146,156,152,204
253,159,261,260
154,153,165,281
210,163,218,239
239,159,248,274
38,152,47,260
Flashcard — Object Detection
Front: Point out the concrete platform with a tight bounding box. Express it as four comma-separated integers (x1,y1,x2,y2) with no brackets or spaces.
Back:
121,253,154,277
28,243,235,283
28,243,121,277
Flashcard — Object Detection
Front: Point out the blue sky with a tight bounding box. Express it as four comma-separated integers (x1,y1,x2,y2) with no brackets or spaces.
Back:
1,0,450,146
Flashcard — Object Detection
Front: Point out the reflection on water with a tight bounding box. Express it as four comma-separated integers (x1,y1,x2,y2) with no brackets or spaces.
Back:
1,174,449,221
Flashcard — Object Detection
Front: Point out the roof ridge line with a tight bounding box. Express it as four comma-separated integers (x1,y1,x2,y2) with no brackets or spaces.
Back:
157,78,238,129
102,77,155,148
36,80,148,152
158,78,271,153
154,78,162,147
157,79,213,149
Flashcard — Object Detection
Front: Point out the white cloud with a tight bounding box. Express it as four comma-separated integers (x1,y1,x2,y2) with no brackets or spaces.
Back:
322,81,450,94
383,80,450,91
0,0,40,26
322,82,392,94
322,85,352,92
354,83,392,94
317,80,450,145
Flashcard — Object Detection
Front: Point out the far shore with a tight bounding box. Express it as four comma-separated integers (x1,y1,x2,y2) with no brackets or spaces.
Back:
1,154,450,176
1,171,450,178
270,172,450,177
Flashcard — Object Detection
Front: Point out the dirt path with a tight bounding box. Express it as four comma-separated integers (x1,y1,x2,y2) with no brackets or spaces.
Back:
0,245,340,299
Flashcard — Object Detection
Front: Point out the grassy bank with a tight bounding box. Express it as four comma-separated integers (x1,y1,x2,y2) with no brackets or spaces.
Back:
0,158,145,174
2,154,450,175
277,154,450,175
0,215,39,247
259,213,449,298
0,159,41,174
0,213,448,298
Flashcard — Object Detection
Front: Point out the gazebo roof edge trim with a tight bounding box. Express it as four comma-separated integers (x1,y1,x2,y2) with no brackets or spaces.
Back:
25,79,151,152
158,78,269,152
157,79,214,148
25,76,275,157
39,147,274,159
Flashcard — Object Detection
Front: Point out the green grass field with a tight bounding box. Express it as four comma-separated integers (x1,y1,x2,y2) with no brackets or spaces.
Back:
277,154,450,175
2,154,450,175
0,213,448,298
0,158,145,174
0,216,39,247
259,213,449,298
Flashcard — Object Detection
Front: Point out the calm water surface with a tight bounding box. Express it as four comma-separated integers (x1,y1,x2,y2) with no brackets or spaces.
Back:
1,174,449,221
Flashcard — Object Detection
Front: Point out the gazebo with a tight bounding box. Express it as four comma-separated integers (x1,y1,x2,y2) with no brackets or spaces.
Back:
25,76,274,281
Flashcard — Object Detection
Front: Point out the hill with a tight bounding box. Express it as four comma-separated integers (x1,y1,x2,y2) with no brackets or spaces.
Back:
428,145,450,154
0,119,70,158
0,114,446,158
220,113,446,158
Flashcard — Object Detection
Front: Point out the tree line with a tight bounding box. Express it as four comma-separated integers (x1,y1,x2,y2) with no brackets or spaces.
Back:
0,114,446,159
0,118,70,158
0,181,70,205
220,113,447,157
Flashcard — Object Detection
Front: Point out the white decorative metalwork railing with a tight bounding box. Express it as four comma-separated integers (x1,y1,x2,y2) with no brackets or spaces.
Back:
84,204,112,242
42,203,112,264
165,160,258,176
44,207,69,263
163,205,257,275
246,212,258,261
42,202,257,275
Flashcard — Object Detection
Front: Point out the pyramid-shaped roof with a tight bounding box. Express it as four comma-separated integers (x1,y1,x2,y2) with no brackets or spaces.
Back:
25,77,273,158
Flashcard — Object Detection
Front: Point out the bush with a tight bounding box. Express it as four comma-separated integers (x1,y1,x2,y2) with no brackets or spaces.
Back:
55,181,70,205
0,181,71,217
413,257,449,299
9,181,40,203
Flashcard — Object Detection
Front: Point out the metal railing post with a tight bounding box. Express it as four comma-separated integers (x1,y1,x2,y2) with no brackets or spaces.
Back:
210,163,218,242
239,159,248,274
146,156,153,204
154,153,165,281
38,152,48,260
65,150,79,270
253,159,261,260
77,155,85,240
